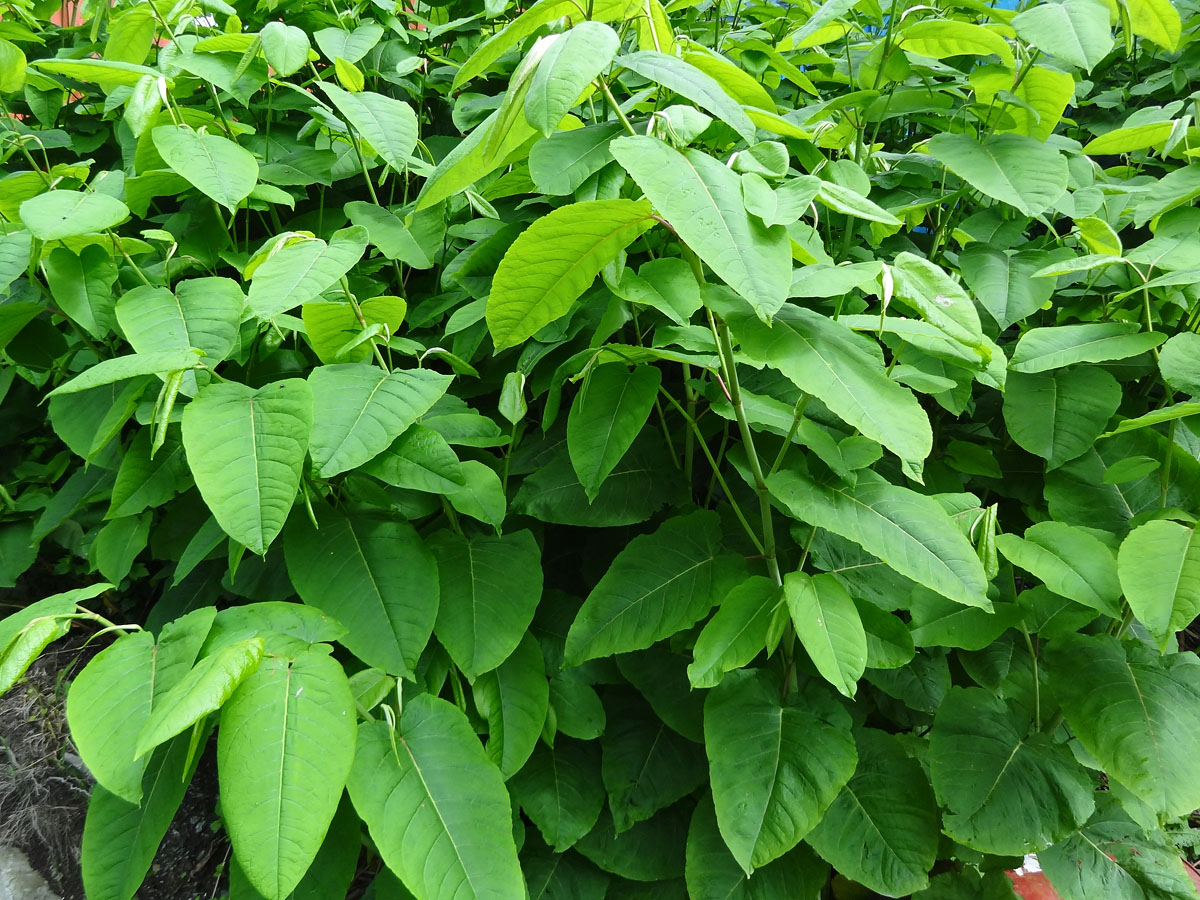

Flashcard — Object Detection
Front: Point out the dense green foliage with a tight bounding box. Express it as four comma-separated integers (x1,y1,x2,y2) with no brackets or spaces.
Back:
3,0,1200,897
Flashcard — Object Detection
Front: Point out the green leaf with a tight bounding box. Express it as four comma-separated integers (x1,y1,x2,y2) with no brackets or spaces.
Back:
806,729,940,897
181,379,313,555
1158,332,1200,395
909,590,1025,650
1041,794,1200,900
928,133,1067,216
0,585,110,694
687,576,781,689
995,521,1122,617
66,630,157,802
43,244,118,338
889,252,986,355
1102,401,1200,437
511,739,605,852
344,201,432,267
152,126,259,212
565,511,739,664
108,431,188,518
307,364,452,477
728,305,932,480
19,189,129,240
81,731,209,900
1045,634,1200,819
115,278,244,393
767,470,989,608
31,57,165,87
486,199,655,351
685,796,829,900
930,687,1094,855
1012,0,1114,71
93,513,151,584
525,22,620,136
319,84,418,173
219,648,356,900
134,636,265,759
0,229,32,295
363,424,465,493
602,693,707,832
474,631,547,779
349,698,524,900
575,806,688,881
705,670,856,873
529,123,624,196
313,23,384,63
1118,520,1200,651
260,22,310,76
784,572,867,698
611,136,792,321
247,227,368,320
1084,121,1174,154
47,348,202,397
1124,0,1181,50
1009,322,1166,373
567,364,662,502
285,508,439,678
446,460,507,529
428,529,543,680
900,19,1016,66
815,180,902,225
617,51,756,143
1003,368,1122,469
0,38,26,92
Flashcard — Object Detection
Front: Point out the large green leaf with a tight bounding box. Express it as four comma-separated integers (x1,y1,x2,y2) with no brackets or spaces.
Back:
687,577,782,690
319,85,418,173
348,698,524,900
307,364,452,477
115,278,244,394
767,470,989,608
0,585,110,694
19,189,129,240
900,19,1016,65
1046,634,1200,818
511,739,605,852
47,348,201,397
567,363,662,502
529,123,624,196
995,521,1122,617
784,572,867,698
565,511,740,664
285,508,439,678
247,227,368,320
575,806,688,881
806,729,940,897
1009,322,1166,373
260,22,310,76
729,304,931,481
43,245,118,338
1012,0,1114,71
617,51,756,143
1118,520,1200,651
1041,795,1200,900
152,126,259,211
601,693,707,832
181,379,313,555
66,607,216,803
473,631,547,779
610,136,792,321
927,133,1067,216
81,729,211,900
66,630,156,803
705,670,856,873
929,687,1094,854
685,796,829,900
428,528,543,680
486,199,655,351
958,245,1056,330
219,648,356,900
524,22,620,136
1002,368,1121,469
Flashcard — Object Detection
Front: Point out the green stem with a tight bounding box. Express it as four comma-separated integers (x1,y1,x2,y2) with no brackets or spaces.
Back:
597,76,637,136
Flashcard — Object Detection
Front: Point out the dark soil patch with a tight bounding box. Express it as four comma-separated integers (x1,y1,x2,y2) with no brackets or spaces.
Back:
0,629,230,900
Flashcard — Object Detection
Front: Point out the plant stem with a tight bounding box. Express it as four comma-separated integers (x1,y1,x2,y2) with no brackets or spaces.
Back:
597,76,637,136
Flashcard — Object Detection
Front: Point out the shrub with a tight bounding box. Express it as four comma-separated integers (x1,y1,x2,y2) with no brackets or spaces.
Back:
2,0,1200,897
